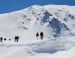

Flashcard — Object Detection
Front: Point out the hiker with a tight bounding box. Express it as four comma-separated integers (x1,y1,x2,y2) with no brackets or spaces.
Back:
40,32,44,40
4,38,6,41
36,32,39,40
0,37,3,43
15,36,19,42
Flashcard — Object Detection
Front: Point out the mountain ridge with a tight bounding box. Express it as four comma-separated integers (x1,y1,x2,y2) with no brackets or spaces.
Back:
0,5,75,38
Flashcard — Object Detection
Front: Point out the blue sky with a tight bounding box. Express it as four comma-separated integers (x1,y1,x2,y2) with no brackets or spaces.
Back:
0,0,75,13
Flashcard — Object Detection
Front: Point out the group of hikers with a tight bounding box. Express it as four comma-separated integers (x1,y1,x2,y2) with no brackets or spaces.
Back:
36,31,44,40
0,36,19,43
0,32,44,43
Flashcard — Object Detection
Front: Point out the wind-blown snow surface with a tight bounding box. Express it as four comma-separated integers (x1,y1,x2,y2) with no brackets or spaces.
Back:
0,5,75,58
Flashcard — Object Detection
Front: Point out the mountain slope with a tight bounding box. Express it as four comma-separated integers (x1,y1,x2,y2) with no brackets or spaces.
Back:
0,5,75,38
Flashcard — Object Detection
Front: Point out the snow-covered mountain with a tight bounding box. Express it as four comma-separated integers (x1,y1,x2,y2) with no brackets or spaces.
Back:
0,5,75,58
0,5,75,38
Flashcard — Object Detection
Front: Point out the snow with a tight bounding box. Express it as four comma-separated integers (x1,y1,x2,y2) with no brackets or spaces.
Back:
1,38,75,58
0,4,75,58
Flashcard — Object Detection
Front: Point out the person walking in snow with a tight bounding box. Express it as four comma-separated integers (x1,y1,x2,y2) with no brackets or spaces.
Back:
4,38,6,41
36,32,39,40
15,36,19,42
0,37,3,43
40,32,44,40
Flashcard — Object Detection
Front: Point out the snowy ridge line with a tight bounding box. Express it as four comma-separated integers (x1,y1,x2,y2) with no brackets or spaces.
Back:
0,38,75,48
0,4,75,14
0,39,49,47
